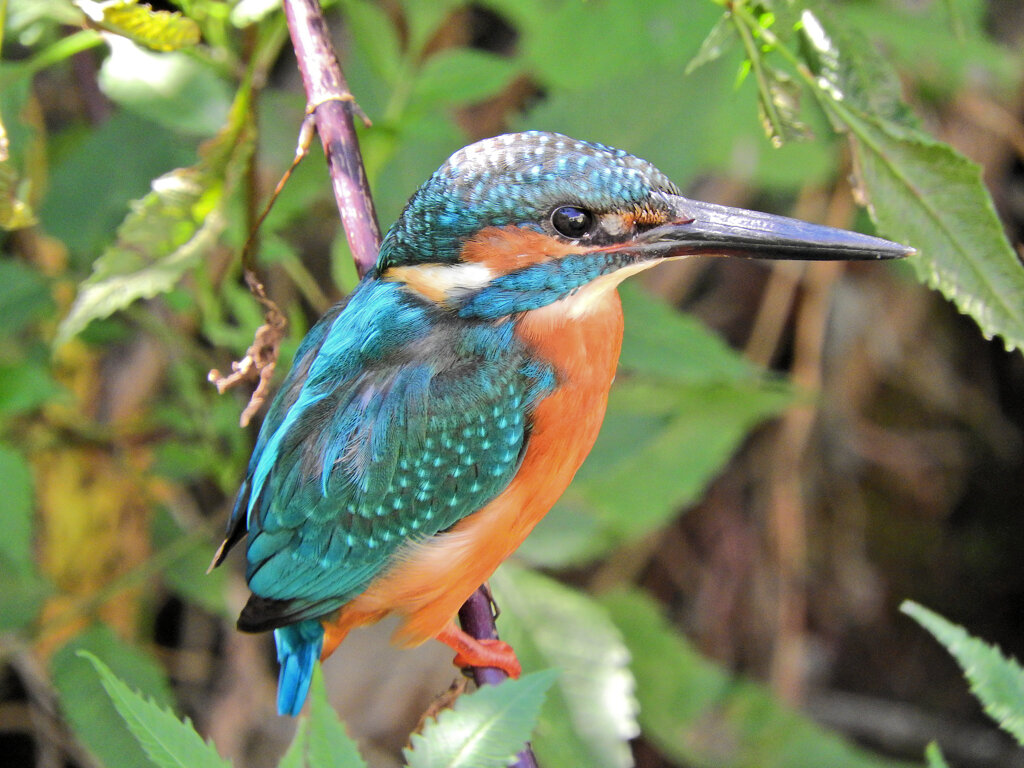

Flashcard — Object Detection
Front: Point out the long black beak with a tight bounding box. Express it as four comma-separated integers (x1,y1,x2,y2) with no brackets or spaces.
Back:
633,195,913,261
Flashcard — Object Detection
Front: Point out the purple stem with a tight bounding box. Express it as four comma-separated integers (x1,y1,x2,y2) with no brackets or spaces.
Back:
282,0,381,276
458,588,540,768
280,3,538,766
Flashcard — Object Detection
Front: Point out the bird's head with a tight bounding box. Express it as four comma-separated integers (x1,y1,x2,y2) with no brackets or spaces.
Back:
376,131,911,319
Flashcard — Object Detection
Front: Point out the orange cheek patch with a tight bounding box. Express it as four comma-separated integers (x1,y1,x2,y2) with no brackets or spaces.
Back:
460,226,586,274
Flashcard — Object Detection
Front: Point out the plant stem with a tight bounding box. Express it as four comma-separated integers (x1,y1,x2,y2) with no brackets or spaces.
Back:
458,588,540,768
279,3,538,765
282,0,381,278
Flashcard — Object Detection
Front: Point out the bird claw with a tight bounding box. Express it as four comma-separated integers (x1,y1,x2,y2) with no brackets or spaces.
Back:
437,625,522,678
452,638,521,678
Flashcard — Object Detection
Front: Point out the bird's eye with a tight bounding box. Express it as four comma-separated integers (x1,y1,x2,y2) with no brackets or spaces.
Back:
550,206,595,239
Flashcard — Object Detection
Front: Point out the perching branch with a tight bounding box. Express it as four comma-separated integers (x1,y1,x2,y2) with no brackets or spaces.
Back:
278,2,537,765
282,0,380,278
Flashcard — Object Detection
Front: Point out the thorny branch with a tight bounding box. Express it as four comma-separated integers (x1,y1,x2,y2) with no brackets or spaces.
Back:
217,0,535,764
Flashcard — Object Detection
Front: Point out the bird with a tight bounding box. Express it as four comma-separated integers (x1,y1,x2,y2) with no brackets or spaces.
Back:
211,131,911,715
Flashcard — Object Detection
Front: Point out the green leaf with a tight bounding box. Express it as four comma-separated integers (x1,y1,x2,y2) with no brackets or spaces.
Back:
924,742,950,768
603,590,911,768
405,668,558,768
411,49,520,107
569,377,792,545
0,553,50,632
0,362,65,416
97,0,201,52
754,64,812,148
52,626,177,768
618,284,758,384
836,106,1024,352
98,39,232,136
797,8,919,131
491,567,637,768
0,443,34,570
686,13,736,75
902,601,1024,746
40,111,198,259
55,88,255,347
80,650,232,768
401,0,464,57
53,165,223,346
306,665,368,768
340,0,402,85
520,21,835,194
840,0,1016,96
0,258,53,336
731,12,811,148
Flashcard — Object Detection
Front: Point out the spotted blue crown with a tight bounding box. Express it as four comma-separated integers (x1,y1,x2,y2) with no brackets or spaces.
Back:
376,131,680,270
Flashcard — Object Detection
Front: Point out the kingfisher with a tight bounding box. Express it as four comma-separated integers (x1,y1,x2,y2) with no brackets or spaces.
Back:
211,131,910,715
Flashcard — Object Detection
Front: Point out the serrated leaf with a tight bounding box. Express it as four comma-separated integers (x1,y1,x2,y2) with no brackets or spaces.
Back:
52,626,177,768
491,567,637,768
55,88,254,347
836,106,1024,352
603,590,908,768
902,601,1024,746
755,64,812,148
686,13,736,75
797,8,919,131
405,669,558,768
97,0,201,52
306,665,367,768
54,167,222,346
80,650,232,768
924,742,950,768
411,49,519,107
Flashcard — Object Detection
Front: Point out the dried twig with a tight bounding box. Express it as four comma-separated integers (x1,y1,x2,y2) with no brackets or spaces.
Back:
207,273,287,428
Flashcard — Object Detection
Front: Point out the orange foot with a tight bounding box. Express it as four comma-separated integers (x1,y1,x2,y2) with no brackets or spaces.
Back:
436,624,522,679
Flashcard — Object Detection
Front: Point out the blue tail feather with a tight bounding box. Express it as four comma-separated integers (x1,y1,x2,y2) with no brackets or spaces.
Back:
274,621,324,716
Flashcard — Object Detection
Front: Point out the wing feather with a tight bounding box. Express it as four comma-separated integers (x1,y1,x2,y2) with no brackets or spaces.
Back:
226,280,553,630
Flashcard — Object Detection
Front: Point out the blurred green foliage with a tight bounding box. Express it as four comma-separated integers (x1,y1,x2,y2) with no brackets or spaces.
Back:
1,0,1022,766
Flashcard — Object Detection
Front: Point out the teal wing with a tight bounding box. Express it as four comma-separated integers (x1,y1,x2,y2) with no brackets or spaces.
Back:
226,280,554,631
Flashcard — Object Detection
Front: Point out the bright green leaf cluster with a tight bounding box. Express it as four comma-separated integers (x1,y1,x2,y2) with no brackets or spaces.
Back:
708,0,1024,351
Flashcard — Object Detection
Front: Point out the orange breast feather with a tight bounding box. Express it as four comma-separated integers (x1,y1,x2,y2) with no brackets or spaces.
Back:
322,282,627,653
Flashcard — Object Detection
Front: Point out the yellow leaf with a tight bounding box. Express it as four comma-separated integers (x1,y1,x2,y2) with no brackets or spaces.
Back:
99,0,201,52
